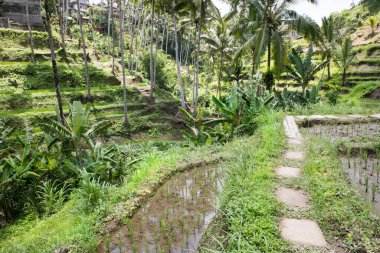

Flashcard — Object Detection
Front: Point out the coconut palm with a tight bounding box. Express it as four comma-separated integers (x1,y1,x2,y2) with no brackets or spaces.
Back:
333,37,354,86
176,0,219,114
316,16,344,80
235,0,319,91
202,9,236,99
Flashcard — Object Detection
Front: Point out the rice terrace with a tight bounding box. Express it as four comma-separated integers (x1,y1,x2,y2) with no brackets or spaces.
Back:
0,0,379,252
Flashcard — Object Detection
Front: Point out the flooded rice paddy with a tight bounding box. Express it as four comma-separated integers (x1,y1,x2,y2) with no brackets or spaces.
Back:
98,165,224,253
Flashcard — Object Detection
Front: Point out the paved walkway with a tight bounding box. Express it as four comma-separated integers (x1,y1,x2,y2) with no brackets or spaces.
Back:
277,116,328,249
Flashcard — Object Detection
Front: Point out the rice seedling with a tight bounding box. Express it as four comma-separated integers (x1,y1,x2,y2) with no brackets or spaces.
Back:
104,235,111,253
363,152,369,170
132,243,138,253
129,228,134,242
346,145,352,168
117,234,122,252
185,227,189,243
179,219,185,232
371,183,377,202
376,164,380,183
139,219,143,233
365,175,369,193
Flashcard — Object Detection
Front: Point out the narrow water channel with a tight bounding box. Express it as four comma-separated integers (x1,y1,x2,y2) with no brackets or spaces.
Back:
98,165,223,253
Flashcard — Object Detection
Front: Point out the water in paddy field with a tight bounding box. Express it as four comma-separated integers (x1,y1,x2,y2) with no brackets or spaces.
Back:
98,165,224,253
341,156,380,215
302,122,380,143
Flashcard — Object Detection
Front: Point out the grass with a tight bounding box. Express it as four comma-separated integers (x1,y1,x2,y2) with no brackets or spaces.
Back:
201,112,289,252
301,137,380,252
0,142,224,252
291,101,380,116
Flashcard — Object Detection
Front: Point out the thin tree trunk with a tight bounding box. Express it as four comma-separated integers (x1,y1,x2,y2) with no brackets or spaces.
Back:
89,10,98,60
217,50,224,99
165,22,169,53
119,0,129,127
128,5,135,71
149,0,155,101
45,5,65,125
161,17,166,50
267,28,271,71
25,0,35,63
193,18,202,115
342,68,346,86
173,2,186,109
57,0,66,52
136,11,145,72
111,0,116,74
77,0,91,100
107,0,112,57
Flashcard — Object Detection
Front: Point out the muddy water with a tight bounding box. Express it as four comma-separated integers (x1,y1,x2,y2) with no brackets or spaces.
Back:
303,123,380,142
99,165,223,253
341,156,380,215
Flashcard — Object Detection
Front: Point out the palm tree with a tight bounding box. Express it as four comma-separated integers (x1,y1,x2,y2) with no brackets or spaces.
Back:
176,0,218,114
119,0,129,127
333,37,354,86
25,0,35,63
43,0,65,125
237,0,319,90
284,42,328,95
202,9,236,98
76,0,91,100
316,16,343,80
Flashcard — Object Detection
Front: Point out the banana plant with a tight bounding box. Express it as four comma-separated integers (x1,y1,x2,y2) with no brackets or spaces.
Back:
179,107,219,146
40,101,113,164
0,144,39,220
284,42,328,96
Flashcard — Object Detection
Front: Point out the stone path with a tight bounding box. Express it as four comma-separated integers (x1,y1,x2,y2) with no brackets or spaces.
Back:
276,116,328,249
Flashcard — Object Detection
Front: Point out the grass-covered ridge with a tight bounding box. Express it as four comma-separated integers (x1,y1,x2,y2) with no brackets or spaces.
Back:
302,138,380,251
201,113,289,252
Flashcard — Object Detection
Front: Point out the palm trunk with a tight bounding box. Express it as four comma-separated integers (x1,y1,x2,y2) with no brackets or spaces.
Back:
128,5,135,71
107,0,112,57
217,51,224,99
193,20,201,115
149,0,155,100
136,11,145,72
25,0,35,63
267,28,271,71
173,2,186,109
110,0,116,74
45,5,65,125
342,68,346,86
77,0,91,100
119,0,129,127
89,10,98,60
57,0,66,52
165,22,169,53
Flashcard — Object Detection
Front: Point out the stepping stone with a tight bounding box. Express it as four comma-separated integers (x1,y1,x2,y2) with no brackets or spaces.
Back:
276,166,301,178
288,138,303,145
279,218,327,247
285,151,304,160
276,187,309,208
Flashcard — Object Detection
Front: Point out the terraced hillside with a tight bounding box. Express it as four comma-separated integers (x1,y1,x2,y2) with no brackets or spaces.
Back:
0,32,183,141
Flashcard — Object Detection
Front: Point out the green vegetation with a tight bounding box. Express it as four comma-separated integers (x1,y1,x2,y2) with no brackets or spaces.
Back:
302,138,380,252
201,113,288,252
0,0,379,251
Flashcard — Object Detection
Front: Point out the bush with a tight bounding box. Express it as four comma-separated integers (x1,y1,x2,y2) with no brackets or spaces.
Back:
141,49,177,91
